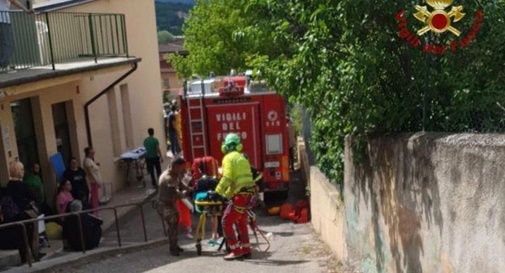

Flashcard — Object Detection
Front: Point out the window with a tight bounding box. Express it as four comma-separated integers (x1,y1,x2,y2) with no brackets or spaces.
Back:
266,134,283,155
120,84,134,149
107,88,122,156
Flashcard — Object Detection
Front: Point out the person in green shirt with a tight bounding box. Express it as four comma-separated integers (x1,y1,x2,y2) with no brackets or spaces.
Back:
23,163,45,206
144,128,163,189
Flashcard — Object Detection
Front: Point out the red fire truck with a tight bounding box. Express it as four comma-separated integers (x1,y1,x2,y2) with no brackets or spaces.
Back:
179,75,290,192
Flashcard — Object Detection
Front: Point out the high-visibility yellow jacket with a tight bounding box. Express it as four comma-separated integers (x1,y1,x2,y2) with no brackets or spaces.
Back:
215,151,254,199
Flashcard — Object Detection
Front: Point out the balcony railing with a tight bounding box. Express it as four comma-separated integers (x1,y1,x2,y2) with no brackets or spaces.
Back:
0,11,129,73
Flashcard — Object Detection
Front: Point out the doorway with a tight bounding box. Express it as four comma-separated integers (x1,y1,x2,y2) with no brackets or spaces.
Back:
11,98,40,170
52,101,72,168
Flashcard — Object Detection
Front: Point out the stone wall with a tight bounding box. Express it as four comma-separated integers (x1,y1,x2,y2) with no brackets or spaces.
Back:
344,133,505,273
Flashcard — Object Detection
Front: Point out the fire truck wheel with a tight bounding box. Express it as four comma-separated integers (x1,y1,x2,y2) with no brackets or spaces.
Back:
264,190,289,206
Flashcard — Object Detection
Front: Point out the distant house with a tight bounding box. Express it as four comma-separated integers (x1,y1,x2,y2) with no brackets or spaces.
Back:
159,38,187,100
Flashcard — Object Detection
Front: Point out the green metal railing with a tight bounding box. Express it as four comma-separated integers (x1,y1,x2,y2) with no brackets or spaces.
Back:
0,11,129,73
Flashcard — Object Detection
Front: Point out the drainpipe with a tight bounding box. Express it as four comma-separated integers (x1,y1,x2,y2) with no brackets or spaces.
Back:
84,62,138,148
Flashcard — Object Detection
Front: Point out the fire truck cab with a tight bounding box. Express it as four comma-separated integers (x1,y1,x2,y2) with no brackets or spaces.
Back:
179,75,290,192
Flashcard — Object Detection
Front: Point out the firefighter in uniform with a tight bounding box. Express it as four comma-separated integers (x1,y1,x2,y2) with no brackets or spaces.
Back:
215,133,256,260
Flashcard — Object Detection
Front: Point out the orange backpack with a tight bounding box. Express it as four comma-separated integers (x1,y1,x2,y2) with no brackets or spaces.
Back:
280,203,295,220
293,200,310,224
296,208,309,224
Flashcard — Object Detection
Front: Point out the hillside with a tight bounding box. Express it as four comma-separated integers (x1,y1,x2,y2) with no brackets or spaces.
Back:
155,1,193,36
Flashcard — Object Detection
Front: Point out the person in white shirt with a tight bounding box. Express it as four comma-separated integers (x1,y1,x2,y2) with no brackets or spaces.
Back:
0,0,32,70
83,147,104,215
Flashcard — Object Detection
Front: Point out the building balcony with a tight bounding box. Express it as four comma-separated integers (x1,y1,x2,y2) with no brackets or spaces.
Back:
0,10,138,88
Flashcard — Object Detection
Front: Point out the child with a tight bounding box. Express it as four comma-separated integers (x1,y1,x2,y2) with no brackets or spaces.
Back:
57,180,74,217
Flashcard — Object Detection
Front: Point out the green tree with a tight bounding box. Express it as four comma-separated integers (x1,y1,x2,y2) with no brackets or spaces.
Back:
169,0,247,76
169,0,288,77
158,30,176,44
249,0,505,183
155,2,192,36
174,0,505,183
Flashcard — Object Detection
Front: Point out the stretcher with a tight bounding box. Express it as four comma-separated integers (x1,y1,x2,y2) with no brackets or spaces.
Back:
194,199,223,256
120,147,146,186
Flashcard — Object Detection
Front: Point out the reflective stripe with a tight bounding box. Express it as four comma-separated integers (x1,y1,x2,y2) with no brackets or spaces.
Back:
221,175,253,185
233,206,247,213
238,187,256,195
241,243,251,248
221,176,233,182
253,174,263,183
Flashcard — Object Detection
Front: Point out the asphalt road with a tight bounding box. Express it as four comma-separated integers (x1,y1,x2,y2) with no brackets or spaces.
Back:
69,215,335,273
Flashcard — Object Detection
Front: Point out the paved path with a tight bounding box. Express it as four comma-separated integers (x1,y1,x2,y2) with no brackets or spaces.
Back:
65,169,342,273
69,212,335,273
6,169,345,273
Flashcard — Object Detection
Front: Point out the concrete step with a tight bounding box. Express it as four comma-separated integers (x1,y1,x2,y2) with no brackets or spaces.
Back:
0,250,21,271
0,238,64,270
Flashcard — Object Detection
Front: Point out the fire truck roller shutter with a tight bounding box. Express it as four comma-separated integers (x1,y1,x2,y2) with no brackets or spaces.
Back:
206,103,261,169
261,94,290,190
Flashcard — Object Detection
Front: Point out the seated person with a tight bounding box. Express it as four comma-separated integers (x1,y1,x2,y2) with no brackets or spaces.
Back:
57,180,74,217
191,156,219,187
190,157,219,238
0,188,38,263
7,161,37,212
3,161,41,262
62,200,102,251
194,175,218,195
194,175,221,242
24,163,46,211
23,163,52,249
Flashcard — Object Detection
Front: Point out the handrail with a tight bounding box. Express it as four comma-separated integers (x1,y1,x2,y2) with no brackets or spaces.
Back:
0,200,157,268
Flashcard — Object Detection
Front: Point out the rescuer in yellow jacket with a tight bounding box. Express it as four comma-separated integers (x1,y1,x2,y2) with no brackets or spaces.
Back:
215,133,255,260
